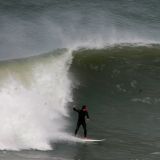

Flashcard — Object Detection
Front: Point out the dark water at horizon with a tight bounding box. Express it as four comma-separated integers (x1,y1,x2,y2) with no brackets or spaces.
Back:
0,0,160,59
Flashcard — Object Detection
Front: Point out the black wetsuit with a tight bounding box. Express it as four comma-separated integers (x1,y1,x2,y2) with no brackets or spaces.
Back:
73,107,89,137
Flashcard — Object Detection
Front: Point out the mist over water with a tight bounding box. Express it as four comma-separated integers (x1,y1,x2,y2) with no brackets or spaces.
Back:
0,0,160,59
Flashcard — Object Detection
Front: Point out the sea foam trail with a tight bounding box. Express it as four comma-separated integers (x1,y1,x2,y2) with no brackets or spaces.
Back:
0,50,74,150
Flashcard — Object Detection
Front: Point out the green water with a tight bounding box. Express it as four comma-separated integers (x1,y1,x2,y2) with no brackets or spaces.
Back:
68,45,160,159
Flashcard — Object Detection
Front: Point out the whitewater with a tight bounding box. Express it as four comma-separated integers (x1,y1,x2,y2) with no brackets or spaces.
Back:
0,49,76,150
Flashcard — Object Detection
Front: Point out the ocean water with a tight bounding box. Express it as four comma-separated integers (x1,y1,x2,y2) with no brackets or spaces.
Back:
0,0,160,160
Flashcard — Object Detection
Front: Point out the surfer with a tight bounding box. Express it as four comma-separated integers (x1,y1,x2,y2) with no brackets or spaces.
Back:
73,105,89,138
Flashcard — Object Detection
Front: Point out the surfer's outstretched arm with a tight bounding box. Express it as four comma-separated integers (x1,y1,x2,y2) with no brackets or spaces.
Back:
73,107,80,113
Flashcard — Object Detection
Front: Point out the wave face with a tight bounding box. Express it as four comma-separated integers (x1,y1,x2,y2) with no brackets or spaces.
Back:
0,49,73,150
70,44,160,141
0,43,160,152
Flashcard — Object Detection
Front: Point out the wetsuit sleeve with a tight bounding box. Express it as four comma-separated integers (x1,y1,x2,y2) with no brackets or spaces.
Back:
73,107,80,113
86,112,89,119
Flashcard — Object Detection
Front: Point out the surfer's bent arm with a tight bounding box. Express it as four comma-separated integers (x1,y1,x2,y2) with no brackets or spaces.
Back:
73,107,80,113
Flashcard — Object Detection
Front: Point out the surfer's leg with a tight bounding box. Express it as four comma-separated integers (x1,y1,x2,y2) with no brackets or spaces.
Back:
75,121,81,136
82,122,87,137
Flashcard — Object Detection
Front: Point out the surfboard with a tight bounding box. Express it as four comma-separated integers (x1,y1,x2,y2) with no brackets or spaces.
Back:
80,138,105,142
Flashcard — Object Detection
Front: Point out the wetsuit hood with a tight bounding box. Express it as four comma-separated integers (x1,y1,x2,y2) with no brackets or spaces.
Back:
82,105,88,111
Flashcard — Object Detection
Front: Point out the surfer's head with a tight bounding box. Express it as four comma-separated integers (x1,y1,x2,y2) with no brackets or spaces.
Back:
82,105,88,111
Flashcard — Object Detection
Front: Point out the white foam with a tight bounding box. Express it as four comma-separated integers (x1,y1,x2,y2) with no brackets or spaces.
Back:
0,51,75,150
